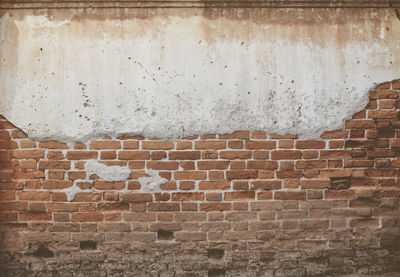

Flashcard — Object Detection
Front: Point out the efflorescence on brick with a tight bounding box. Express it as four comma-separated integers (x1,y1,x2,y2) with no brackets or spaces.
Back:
0,80,400,276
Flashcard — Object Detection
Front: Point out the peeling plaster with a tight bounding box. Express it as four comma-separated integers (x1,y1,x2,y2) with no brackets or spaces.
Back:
85,160,131,182
1,9,400,141
138,170,168,192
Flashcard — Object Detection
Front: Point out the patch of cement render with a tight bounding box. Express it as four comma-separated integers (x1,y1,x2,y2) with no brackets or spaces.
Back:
85,160,131,182
138,170,168,192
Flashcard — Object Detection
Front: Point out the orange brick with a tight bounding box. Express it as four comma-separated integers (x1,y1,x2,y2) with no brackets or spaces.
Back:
200,203,232,211
38,140,68,149
169,151,200,160
199,181,230,190
174,171,207,180
245,141,276,149
226,170,257,180
197,161,229,170
100,151,116,159
90,140,121,149
123,140,139,149
119,151,150,160
296,140,325,149
67,151,98,160
271,150,302,160
12,149,44,159
195,141,226,149
274,191,305,200
19,191,50,201
147,161,179,170
142,141,174,150
19,212,52,221
368,110,398,119
247,161,278,170
176,141,192,150
172,192,204,201
94,181,126,190
220,151,251,159
71,213,103,222
345,120,375,129
224,191,255,200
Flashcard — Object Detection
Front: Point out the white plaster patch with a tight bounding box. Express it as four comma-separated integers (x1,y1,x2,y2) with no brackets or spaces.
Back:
60,185,89,201
1,10,400,141
85,160,131,182
138,170,168,192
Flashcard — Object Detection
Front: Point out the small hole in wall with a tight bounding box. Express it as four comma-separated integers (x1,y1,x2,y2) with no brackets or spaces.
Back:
207,249,225,259
157,230,174,240
80,241,97,250
208,269,226,277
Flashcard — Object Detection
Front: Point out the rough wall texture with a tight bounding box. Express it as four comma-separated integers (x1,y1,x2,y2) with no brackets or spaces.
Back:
0,80,400,276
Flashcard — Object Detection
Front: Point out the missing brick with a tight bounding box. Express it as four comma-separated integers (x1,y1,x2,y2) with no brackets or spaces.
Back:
157,230,174,240
80,241,97,250
330,177,350,190
207,249,225,259
208,269,226,277
32,246,54,258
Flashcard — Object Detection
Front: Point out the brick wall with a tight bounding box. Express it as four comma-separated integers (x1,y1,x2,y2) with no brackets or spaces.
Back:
0,80,400,276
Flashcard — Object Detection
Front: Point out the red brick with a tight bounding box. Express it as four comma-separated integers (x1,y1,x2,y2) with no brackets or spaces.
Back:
38,140,68,149
0,140,18,149
71,213,103,222
195,141,226,149
169,151,200,160
199,181,230,190
228,140,243,149
147,161,179,170
219,131,250,139
224,191,255,200
220,151,251,159
320,150,351,159
226,170,257,180
172,192,204,201
176,141,192,150
271,150,302,160
345,120,375,129
245,141,276,149
90,140,120,149
123,140,139,149
296,160,326,169
276,170,302,179
174,171,207,180
251,180,281,190
274,191,305,200
100,151,116,159
197,161,229,170
369,90,398,99
142,141,174,150
121,193,153,202
19,212,52,221
325,190,354,199
320,130,348,139
119,151,150,160
12,150,44,159
38,161,71,170
247,161,278,170
67,151,98,160
368,110,398,119
148,203,180,211
296,140,325,149
41,180,73,189
200,203,232,211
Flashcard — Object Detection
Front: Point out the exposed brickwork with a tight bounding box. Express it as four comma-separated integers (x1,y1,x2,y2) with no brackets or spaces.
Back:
0,81,400,276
